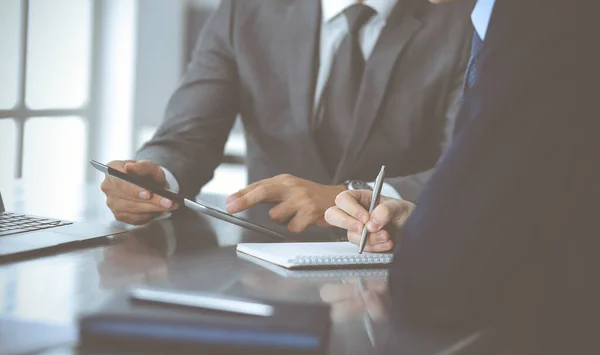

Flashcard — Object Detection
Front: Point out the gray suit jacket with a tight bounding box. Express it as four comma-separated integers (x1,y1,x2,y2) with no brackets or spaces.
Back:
137,0,473,203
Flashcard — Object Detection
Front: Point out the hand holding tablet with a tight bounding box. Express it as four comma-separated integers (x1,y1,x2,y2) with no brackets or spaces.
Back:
91,160,286,240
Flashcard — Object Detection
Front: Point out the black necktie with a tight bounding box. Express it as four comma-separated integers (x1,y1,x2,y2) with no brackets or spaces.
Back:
455,31,484,136
463,31,484,97
315,4,376,175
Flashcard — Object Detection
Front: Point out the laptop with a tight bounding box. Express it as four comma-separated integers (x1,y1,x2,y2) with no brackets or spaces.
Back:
0,190,123,258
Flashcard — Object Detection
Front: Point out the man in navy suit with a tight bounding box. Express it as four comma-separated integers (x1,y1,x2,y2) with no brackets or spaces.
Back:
326,0,598,352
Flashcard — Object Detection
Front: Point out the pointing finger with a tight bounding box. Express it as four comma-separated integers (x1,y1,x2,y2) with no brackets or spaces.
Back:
226,184,286,213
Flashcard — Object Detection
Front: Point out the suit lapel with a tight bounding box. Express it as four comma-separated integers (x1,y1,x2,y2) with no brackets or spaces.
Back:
333,0,426,182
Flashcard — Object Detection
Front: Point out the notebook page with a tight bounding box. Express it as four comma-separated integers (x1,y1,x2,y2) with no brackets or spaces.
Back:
236,243,292,267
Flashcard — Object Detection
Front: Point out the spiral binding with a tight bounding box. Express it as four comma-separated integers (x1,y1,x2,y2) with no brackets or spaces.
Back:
285,268,389,279
288,254,393,266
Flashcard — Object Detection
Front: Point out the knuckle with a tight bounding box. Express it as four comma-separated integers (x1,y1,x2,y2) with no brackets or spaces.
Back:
347,232,359,244
335,191,348,206
378,241,393,252
306,205,319,217
379,205,394,220
255,185,269,198
150,196,164,207
305,212,317,223
107,160,122,169
268,208,279,220
130,216,148,226
403,201,416,217
113,212,127,222
365,246,378,253
288,224,303,233
298,186,309,196
279,174,296,186
100,179,112,194
302,201,314,211
370,232,387,244
324,207,336,220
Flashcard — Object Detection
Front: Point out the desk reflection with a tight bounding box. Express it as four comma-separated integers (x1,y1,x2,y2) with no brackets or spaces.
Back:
320,279,389,324
1,187,501,355
97,209,225,290
235,259,392,355
98,234,170,289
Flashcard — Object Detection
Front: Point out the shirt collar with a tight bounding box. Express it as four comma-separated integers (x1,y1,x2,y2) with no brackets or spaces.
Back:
471,0,496,40
321,0,398,24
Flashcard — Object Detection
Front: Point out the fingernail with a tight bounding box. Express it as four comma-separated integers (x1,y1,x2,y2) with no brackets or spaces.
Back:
376,233,388,243
226,202,237,213
226,196,235,204
357,213,368,224
138,191,150,200
367,219,380,230
161,198,173,208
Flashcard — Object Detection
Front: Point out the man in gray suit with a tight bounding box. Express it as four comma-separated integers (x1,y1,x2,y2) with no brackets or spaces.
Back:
100,0,474,235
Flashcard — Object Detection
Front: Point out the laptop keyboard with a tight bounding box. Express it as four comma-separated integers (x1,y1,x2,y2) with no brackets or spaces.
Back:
0,212,73,237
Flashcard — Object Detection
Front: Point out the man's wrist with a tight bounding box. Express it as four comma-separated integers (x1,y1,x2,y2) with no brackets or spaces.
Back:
367,181,402,199
345,180,372,191
327,184,347,196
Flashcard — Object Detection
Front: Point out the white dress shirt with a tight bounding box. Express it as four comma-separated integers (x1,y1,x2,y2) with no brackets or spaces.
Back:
162,0,401,198
471,0,496,40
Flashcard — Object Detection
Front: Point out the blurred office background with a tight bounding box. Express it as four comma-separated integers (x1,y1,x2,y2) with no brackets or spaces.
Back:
0,0,248,322
0,0,246,199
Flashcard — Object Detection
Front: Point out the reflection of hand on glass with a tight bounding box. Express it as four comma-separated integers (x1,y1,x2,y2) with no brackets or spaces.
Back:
239,268,309,296
98,235,169,289
319,278,390,323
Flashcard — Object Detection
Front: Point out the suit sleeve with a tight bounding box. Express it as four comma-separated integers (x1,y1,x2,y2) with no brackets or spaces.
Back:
136,0,239,197
389,0,598,331
384,26,471,203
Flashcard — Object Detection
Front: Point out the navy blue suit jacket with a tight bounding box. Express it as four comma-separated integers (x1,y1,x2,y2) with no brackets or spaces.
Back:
389,0,599,351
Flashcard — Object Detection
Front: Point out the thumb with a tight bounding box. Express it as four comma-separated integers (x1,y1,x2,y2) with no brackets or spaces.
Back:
366,199,410,232
124,160,166,184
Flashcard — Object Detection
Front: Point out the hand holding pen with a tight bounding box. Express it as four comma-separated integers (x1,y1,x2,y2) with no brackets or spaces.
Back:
324,167,416,253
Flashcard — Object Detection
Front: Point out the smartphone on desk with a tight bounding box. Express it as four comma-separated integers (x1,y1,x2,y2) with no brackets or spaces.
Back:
90,160,286,240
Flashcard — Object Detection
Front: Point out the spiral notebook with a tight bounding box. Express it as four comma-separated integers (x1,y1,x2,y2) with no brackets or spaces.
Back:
236,242,394,269
237,251,389,279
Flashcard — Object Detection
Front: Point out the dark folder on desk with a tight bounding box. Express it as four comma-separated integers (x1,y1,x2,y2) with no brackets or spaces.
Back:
79,292,331,355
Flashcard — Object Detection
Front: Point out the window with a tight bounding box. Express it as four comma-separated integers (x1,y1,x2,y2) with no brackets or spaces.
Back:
0,120,17,188
1,0,246,196
0,0,93,189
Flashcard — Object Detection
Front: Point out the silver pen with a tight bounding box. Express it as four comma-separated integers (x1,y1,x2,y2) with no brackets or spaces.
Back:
358,166,386,254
